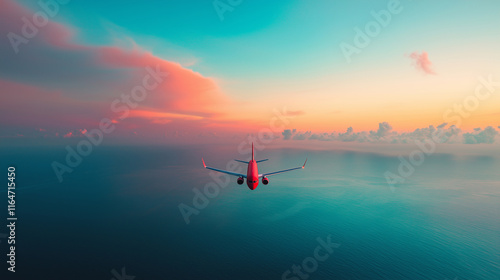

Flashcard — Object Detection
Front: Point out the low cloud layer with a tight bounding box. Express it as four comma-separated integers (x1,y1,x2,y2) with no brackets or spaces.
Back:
282,123,499,144
463,126,498,144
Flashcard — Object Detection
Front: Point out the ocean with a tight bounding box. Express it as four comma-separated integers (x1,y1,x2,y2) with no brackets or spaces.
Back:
1,144,499,279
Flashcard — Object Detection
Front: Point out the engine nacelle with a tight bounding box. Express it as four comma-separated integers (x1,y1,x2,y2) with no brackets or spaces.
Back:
262,177,269,185
237,177,244,185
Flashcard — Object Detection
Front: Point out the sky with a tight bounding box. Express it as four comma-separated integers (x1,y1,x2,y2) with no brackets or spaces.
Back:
1,0,500,145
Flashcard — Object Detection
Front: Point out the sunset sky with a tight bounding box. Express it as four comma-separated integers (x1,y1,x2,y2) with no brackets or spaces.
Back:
2,0,500,144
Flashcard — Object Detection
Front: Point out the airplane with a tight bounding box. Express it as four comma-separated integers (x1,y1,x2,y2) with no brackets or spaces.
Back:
202,143,307,190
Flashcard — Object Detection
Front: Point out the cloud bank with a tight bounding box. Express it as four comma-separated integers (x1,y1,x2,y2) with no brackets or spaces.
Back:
282,123,499,144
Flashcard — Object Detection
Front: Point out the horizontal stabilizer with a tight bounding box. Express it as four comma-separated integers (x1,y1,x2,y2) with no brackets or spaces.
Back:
235,159,269,164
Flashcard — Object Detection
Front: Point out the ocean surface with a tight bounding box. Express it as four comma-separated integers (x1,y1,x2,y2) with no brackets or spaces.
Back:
1,144,499,280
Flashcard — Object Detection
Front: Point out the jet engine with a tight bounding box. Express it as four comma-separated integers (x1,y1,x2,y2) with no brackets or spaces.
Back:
237,177,244,185
262,177,269,185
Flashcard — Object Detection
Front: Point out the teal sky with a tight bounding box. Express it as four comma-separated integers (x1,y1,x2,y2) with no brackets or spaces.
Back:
19,0,500,82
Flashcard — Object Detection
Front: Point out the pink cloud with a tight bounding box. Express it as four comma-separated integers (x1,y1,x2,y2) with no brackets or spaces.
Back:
95,47,229,116
0,0,239,140
0,0,73,46
408,51,436,75
63,132,73,138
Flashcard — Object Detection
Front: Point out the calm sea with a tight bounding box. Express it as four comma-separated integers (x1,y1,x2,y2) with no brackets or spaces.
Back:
1,144,498,279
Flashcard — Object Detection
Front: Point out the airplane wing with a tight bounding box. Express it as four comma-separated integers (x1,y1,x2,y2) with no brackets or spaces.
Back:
258,159,307,178
202,158,247,178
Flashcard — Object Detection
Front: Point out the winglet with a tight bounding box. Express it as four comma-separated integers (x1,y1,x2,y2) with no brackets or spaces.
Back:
302,158,308,168
202,158,206,168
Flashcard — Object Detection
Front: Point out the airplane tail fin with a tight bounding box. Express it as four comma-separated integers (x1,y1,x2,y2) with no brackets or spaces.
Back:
252,142,254,161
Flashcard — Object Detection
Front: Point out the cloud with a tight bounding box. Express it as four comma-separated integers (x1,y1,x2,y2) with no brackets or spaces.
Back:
0,0,234,140
281,123,498,144
437,123,447,129
63,132,73,138
282,129,295,140
409,51,436,75
292,131,311,140
369,122,394,139
394,124,461,144
307,132,336,141
337,127,369,142
463,126,498,144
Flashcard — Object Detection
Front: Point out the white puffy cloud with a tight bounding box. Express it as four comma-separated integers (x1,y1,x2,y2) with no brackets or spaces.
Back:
369,122,395,139
282,129,296,140
463,126,498,144
292,131,312,140
281,123,497,144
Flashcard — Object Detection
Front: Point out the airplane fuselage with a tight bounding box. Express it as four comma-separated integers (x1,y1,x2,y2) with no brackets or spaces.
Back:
246,159,259,190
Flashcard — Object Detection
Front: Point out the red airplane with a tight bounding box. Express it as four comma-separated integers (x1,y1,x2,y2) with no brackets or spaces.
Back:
202,143,307,190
